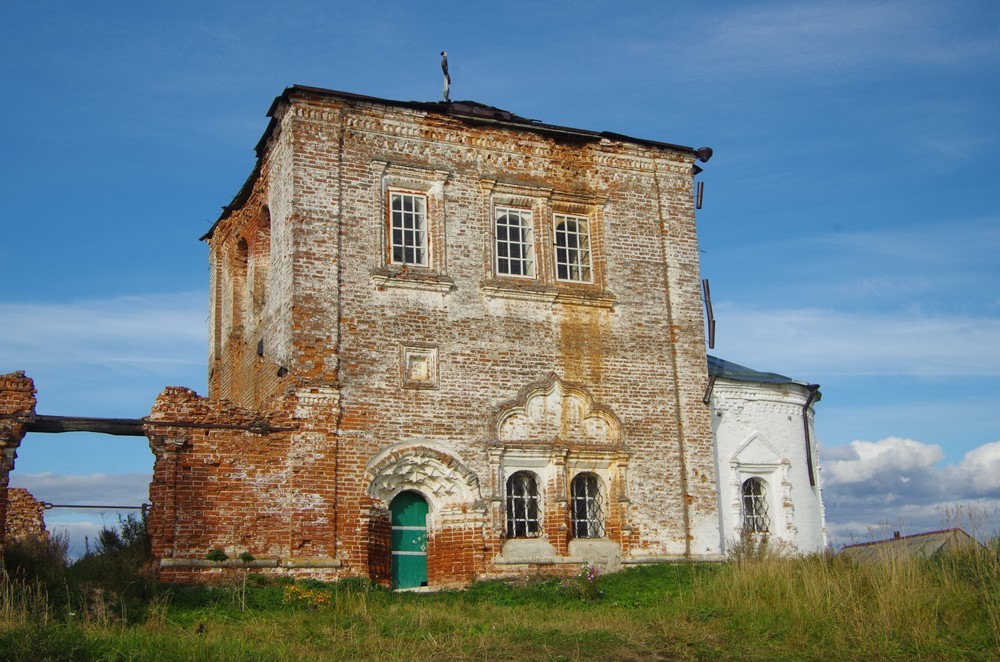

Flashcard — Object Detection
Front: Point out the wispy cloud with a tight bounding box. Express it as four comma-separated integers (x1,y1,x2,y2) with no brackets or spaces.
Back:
0,292,204,369
678,0,998,81
0,291,206,416
714,303,1000,378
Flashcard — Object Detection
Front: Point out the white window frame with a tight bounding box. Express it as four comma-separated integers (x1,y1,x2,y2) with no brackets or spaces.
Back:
388,190,428,267
553,213,593,283
494,207,535,279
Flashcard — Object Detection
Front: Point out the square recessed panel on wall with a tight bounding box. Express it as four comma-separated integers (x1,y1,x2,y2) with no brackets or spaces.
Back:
401,345,439,389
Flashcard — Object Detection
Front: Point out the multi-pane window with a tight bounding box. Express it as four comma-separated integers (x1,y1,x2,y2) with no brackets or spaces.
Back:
554,214,592,282
570,473,605,538
390,192,428,266
741,477,770,533
495,208,535,277
506,471,541,538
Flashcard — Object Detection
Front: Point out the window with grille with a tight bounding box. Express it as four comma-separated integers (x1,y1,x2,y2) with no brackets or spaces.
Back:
495,208,535,278
506,471,541,538
389,192,427,266
741,477,770,533
554,214,592,282
570,473,605,538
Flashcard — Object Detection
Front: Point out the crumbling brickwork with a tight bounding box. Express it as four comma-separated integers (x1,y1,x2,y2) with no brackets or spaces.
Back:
0,372,36,554
5,488,47,541
150,87,721,586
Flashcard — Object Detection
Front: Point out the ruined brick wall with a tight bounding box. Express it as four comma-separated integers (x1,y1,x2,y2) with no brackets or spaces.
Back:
5,488,47,541
156,88,720,586
147,385,347,582
0,372,36,551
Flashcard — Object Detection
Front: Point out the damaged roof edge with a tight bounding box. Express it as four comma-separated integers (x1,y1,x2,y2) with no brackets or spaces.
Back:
707,355,821,400
202,84,707,240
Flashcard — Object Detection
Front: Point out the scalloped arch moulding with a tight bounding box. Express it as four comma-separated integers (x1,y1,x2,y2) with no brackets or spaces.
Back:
364,440,482,514
494,374,623,447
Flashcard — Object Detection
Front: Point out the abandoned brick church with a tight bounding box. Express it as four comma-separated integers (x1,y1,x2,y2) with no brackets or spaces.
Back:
1,85,826,587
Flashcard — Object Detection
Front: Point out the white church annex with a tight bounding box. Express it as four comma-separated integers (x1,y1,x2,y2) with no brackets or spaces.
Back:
707,355,827,554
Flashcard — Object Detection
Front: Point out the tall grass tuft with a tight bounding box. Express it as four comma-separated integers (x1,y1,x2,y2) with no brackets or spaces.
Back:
692,541,1000,657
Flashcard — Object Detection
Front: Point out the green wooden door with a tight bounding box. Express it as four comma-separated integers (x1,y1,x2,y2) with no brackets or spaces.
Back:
390,491,428,589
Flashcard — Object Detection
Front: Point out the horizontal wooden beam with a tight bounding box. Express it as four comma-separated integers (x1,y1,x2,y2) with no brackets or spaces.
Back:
26,415,145,436
15,414,296,437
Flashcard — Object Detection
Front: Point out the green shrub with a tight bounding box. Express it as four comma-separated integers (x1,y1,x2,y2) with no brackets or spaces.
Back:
3,532,69,590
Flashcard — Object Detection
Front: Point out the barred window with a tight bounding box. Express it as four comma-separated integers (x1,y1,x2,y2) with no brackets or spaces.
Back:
741,477,770,533
554,214,592,282
495,208,535,278
570,473,605,538
390,192,427,266
506,471,541,538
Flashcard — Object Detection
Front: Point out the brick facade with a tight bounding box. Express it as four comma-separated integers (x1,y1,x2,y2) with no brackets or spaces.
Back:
148,86,722,586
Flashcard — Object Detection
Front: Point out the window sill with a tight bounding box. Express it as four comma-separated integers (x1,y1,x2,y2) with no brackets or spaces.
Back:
495,538,622,566
371,268,455,294
480,280,616,309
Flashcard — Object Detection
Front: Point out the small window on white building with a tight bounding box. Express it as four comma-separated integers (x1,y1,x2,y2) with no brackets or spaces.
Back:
554,214,592,282
495,207,534,278
389,191,428,266
506,471,541,538
741,477,770,533
570,473,604,538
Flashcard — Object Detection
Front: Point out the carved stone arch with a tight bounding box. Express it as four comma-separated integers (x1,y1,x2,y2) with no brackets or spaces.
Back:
493,373,623,446
364,441,480,512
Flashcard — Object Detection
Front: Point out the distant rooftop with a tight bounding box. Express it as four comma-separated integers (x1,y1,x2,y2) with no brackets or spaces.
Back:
839,528,981,561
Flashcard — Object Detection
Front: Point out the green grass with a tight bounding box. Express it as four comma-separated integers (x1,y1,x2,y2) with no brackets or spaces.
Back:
1,547,998,661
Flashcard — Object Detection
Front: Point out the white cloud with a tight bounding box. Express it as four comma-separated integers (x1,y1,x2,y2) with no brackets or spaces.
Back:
9,472,151,507
951,441,1000,494
822,436,1000,544
824,437,944,484
10,472,152,559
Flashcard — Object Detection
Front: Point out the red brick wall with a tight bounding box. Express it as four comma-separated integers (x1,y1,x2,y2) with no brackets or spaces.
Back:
151,89,720,585
5,488,47,541
0,372,36,552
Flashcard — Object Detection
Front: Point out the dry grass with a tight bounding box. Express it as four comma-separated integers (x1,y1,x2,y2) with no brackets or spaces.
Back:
1,542,997,660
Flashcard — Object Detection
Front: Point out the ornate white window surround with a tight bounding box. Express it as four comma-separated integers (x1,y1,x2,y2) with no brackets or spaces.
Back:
728,432,796,544
370,161,454,294
479,180,614,309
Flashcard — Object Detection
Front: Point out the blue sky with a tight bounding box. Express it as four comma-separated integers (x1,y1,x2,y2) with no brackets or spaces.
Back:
2,0,998,554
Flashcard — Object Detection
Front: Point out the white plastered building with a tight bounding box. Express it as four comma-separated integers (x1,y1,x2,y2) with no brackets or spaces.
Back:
707,356,828,554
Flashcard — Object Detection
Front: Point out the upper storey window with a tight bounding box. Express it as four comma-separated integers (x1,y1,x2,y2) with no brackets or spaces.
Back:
554,214,593,283
389,191,428,267
495,207,535,278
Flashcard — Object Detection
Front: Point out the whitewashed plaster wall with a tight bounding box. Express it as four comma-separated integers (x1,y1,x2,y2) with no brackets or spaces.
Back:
710,379,827,554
